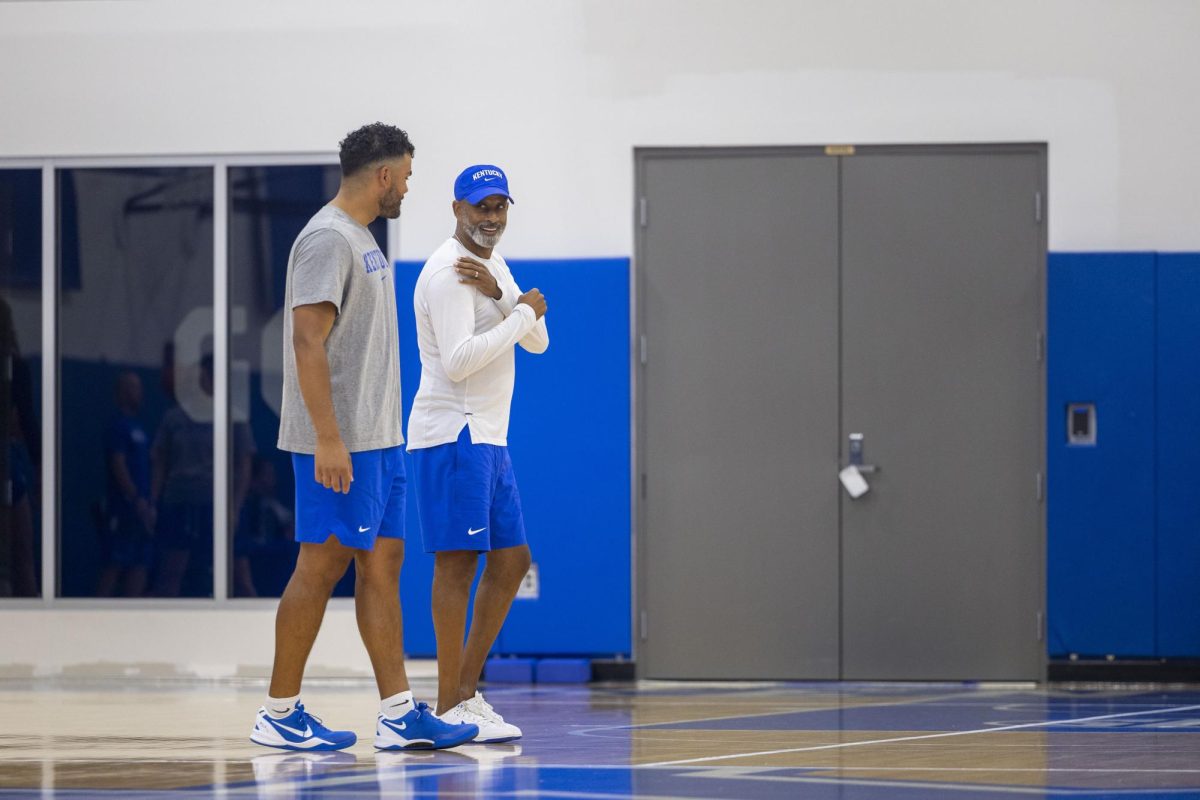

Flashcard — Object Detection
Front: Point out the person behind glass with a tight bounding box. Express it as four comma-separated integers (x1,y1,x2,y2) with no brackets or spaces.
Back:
250,123,477,753
408,165,549,742
96,371,154,597
0,295,38,597
150,353,254,597
232,456,295,598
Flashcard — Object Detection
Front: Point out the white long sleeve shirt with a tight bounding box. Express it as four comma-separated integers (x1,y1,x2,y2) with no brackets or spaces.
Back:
406,237,549,449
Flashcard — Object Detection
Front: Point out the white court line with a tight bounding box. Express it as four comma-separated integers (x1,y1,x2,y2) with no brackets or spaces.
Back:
688,771,1200,797
642,703,1200,767
5,758,1199,776
708,766,1200,774
570,686,1021,737
570,687,1200,736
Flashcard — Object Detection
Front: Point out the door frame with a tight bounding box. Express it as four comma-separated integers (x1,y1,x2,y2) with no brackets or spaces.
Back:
632,143,1048,680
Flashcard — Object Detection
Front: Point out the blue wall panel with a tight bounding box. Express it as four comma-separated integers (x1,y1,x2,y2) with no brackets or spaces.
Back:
1047,253,1157,657
394,257,631,657
1155,253,1200,657
48,248,1196,660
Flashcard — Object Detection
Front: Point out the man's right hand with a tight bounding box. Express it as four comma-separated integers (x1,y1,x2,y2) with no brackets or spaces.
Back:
315,437,354,494
518,288,548,319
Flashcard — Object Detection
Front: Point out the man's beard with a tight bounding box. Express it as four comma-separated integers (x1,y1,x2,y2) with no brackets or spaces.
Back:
462,218,505,248
379,186,403,219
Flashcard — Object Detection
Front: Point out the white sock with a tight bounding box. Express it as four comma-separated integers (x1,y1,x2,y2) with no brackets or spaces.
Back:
265,694,300,719
381,690,415,719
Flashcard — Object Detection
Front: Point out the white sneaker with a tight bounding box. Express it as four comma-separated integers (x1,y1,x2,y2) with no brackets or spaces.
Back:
442,692,522,743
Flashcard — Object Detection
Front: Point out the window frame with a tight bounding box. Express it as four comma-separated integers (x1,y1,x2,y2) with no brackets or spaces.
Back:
0,154,399,608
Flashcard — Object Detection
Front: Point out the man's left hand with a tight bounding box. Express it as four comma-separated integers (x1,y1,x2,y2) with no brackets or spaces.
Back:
456,257,502,300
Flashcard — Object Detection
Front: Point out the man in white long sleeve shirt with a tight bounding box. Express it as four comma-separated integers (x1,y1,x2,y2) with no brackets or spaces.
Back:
408,164,548,743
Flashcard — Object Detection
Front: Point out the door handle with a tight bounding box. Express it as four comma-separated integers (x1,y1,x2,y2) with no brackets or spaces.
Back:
840,433,879,498
846,433,880,472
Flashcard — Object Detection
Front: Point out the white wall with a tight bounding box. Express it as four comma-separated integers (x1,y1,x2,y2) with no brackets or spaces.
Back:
2,0,1199,257
0,605,437,679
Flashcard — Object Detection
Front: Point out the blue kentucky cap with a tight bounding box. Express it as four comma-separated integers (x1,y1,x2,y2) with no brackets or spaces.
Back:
454,164,515,205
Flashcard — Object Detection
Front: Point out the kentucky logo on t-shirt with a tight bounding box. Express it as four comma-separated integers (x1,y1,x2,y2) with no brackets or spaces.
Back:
363,250,389,275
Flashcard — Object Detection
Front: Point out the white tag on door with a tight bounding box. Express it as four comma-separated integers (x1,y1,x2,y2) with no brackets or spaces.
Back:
839,465,870,499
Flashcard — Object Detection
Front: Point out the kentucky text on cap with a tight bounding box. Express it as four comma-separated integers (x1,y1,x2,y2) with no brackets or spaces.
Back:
454,164,516,205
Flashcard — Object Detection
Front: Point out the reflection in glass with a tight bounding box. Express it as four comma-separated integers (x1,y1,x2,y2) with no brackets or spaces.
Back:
59,167,216,597
228,165,388,598
0,169,43,597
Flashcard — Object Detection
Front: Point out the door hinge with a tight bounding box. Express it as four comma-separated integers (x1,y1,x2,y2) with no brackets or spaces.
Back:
639,197,648,227
640,473,647,500
640,610,648,641
1036,471,1044,503
1036,611,1045,642
1035,191,1043,223
639,334,647,365
1036,332,1045,363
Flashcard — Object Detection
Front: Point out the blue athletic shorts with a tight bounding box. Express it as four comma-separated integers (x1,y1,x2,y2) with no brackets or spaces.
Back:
410,426,527,554
291,445,406,550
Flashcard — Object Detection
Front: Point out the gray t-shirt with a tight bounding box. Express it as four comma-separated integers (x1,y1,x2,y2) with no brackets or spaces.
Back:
277,205,403,454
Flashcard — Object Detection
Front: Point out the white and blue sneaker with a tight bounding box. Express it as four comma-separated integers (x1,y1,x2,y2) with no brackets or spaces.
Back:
374,702,478,750
250,703,357,751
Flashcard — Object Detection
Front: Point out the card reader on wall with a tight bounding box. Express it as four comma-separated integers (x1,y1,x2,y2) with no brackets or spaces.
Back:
1067,403,1096,446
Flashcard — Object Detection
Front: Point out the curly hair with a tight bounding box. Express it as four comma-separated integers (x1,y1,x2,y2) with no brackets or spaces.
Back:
338,123,415,178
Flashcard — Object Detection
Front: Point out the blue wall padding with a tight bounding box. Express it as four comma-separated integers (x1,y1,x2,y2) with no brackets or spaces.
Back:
483,658,536,683
1155,253,1200,657
1047,252,1157,657
394,257,631,657
51,248,1197,660
535,658,592,683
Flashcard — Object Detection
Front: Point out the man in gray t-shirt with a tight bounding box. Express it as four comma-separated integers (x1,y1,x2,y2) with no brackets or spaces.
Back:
250,123,476,754
277,207,401,454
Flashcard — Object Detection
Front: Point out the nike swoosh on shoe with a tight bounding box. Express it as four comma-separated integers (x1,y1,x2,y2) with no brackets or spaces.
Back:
266,717,314,741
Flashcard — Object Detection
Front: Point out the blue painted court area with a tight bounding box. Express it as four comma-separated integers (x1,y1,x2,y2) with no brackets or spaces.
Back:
2,681,1199,798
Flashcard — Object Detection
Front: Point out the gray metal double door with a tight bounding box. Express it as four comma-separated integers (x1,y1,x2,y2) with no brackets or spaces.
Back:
635,145,1045,681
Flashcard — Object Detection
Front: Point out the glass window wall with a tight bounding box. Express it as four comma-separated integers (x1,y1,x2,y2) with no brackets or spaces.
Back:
58,167,215,598
0,169,44,597
0,159,386,603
